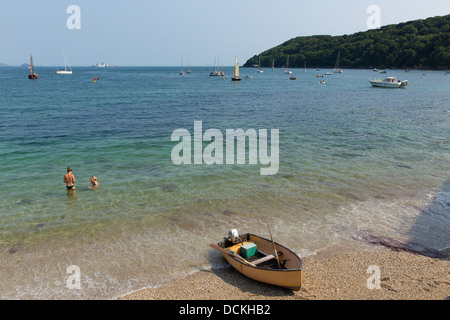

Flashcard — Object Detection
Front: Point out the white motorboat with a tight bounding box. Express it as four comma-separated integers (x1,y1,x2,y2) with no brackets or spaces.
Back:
369,76,408,88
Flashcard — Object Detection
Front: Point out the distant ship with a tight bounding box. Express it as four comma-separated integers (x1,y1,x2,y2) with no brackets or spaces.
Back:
93,62,108,68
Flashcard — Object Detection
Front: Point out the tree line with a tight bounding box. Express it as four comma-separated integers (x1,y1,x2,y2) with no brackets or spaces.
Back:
243,14,450,69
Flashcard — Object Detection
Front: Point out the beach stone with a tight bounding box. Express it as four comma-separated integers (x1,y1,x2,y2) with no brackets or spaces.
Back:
222,210,235,216
8,246,22,254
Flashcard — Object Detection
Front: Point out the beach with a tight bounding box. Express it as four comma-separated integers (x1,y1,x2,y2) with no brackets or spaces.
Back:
119,245,450,300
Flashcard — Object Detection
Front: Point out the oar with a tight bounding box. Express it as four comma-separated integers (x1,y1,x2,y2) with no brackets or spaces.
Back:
210,243,256,267
267,224,281,269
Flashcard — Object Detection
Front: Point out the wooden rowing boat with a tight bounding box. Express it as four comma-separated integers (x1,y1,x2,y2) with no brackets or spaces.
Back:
211,231,303,291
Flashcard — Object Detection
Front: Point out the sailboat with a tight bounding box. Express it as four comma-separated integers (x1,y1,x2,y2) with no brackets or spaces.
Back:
304,59,307,72
272,59,274,70
180,58,184,75
186,61,193,74
231,56,241,81
210,56,223,76
55,52,72,75
257,57,264,73
28,54,38,79
333,51,343,73
284,55,292,74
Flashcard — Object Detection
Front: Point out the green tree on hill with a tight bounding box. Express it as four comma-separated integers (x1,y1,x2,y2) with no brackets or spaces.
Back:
243,14,450,69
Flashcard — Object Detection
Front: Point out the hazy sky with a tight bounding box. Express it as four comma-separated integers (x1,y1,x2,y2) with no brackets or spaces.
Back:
1,0,449,66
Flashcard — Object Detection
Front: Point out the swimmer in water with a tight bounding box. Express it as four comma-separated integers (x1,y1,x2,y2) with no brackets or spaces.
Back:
89,176,99,189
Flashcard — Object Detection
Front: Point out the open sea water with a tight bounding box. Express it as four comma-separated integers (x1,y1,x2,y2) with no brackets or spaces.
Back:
0,66,449,299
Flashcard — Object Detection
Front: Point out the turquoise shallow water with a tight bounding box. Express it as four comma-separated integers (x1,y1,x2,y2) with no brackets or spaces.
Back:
0,66,449,299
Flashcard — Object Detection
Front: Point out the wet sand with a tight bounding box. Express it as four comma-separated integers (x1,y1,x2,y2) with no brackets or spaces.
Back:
118,245,450,300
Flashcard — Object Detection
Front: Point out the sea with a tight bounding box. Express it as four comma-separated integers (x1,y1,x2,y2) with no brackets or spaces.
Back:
0,66,449,299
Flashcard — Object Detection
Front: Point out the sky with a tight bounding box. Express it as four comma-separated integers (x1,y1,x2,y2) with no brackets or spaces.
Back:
0,0,449,66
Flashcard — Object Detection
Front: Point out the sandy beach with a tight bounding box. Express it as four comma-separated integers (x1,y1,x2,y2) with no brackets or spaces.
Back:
118,245,450,301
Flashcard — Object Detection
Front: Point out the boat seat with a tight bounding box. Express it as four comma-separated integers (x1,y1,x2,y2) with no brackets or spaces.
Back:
252,251,283,266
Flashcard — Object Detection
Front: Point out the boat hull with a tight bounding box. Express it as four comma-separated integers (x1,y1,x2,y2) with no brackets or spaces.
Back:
217,233,302,291
55,71,72,75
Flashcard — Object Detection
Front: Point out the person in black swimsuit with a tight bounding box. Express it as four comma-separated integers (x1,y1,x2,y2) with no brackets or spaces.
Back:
64,167,76,192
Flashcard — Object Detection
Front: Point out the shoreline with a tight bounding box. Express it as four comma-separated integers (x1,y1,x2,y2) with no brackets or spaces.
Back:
118,245,450,300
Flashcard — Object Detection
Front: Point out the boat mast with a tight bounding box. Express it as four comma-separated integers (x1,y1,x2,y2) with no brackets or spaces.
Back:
63,52,67,71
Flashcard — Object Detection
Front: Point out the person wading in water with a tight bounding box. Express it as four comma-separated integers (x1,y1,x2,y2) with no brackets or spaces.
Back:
64,167,76,194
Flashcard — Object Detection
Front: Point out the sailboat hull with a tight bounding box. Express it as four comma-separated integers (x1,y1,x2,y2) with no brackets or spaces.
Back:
55,70,72,75
28,74,38,79
231,77,241,81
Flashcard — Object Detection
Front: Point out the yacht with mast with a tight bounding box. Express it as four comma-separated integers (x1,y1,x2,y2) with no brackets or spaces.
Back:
333,51,343,73
55,52,72,74
257,57,264,73
186,62,193,74
283,55,292,74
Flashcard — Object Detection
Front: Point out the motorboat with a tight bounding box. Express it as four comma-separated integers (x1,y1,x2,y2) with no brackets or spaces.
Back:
369,76,408,88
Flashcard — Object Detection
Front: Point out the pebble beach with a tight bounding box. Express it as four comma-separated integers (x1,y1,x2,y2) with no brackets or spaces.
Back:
119,245,450,300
